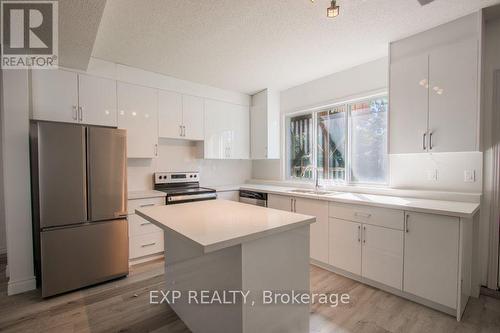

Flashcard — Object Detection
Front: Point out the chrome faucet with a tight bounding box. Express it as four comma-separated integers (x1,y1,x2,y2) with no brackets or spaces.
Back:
315,168,321,191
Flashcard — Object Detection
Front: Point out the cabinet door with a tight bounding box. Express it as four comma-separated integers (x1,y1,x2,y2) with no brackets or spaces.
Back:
182,95,204,140
117,82,158,158
204,99,227,159
404,212,459,309
428,38,478,152
329,218,361,275
230,104,250,159
389,53,429,153
268,194,292,212
251,90,268,159
78,74,117,127
158,90,183,139
362,224,403,290
31,69,78,123
295,197,329,263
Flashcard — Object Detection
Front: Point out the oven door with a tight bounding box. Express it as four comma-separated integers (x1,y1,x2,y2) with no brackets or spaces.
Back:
166,192,217,205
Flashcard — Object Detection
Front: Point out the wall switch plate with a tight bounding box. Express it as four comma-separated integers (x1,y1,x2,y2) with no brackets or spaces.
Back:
464,170,476,183
427,169,438,181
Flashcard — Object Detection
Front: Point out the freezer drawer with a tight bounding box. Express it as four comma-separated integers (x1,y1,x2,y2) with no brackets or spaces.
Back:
41,219,129,297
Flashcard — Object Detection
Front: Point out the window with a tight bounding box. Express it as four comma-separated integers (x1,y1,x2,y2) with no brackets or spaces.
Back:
286,95,388,185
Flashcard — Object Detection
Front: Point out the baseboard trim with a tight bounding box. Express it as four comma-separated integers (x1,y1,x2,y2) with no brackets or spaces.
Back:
7,276,36,295
480,286,500,299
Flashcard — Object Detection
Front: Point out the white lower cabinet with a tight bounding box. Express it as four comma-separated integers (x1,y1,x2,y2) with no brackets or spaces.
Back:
128,197,165,262
295,197,329,263
403,211,459,309
268,194,329,263
362,224,403,290
329,218,362,275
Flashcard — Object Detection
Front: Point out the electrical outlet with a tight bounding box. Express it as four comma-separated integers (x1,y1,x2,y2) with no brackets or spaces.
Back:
427,169,438,181
464,170,476,183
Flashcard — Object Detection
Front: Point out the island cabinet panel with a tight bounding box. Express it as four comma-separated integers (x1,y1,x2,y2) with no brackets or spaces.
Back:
294,197,329,263
403,211,459,309
329,218,362,275
268,194,293,212
361,224,403,290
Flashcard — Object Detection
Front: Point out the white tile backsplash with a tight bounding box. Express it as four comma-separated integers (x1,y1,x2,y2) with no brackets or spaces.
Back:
127,139,252,191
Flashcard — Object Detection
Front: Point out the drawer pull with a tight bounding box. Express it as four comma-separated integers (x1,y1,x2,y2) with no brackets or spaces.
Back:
141,242,156,248
140,203,155,207
354,212,371,218
140,222,152,226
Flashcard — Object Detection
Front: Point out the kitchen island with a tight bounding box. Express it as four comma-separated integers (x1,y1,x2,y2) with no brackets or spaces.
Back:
136,199,316,333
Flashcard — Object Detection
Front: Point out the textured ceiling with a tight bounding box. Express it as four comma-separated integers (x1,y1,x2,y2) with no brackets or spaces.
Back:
59,0,106,70
92,0,500,94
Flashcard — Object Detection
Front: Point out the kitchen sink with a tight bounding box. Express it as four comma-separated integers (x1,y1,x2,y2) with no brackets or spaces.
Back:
288,189,333,195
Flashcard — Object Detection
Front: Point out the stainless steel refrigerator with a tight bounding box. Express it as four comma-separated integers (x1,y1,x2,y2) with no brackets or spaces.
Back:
30,121,129,297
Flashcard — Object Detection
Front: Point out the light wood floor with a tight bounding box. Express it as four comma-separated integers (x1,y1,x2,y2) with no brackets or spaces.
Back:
0,254,499,333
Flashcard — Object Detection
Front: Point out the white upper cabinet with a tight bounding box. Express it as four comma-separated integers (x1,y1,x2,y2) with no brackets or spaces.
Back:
158,91,204,140
182,95,204,140
389,12,480,153
117,82,158,158
427,38,478,152
32,69,79,123
389,54,429,154
204,99,249,159
78,74,117,127
250,89,280,159
158,90,183,139
32,70,117,127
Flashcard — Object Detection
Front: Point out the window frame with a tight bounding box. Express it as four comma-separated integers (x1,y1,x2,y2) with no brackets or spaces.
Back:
284,92,389,187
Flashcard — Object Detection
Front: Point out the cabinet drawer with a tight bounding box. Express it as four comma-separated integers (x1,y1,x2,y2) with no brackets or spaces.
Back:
329,202,404,230
128,214,162,237
129,232,164,259
128,197,165,214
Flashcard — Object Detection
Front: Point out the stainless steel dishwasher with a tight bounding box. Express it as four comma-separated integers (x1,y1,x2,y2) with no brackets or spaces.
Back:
239,190,268,207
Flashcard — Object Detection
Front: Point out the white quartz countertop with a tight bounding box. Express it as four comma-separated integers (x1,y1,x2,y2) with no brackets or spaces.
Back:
239,184,480,219
128,190,166,200
136,199,316,253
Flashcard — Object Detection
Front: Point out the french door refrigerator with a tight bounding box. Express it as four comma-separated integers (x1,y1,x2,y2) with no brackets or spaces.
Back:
30,121,129,297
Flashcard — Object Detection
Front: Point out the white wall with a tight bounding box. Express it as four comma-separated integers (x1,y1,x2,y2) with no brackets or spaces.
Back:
129,139,252,191
1,69,36,295
480,16,500,288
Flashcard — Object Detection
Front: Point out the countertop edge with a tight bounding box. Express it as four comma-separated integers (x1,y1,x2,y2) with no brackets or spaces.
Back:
238,185,480,219
136,207,316,253
128,190,167,200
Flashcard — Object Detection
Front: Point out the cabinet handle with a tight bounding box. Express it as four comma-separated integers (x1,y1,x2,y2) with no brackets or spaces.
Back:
405,214,410,233
140,203,155,207
179,125,183,137
182,125,186,137
141,242,156,248
354,212,371,218
363,226,366,243
357,225,361,242
423,132,427,151
290,198,294,212
293,198,297,212
78,106,83,121
72,105,78,120
140,222,152,226
429,132,433,150
154,144,158,157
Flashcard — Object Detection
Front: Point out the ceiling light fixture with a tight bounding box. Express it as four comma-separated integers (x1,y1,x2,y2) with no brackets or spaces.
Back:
327,0,340,18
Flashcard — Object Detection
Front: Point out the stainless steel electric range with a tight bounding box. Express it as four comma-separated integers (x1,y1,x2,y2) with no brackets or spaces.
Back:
154,172,217,205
